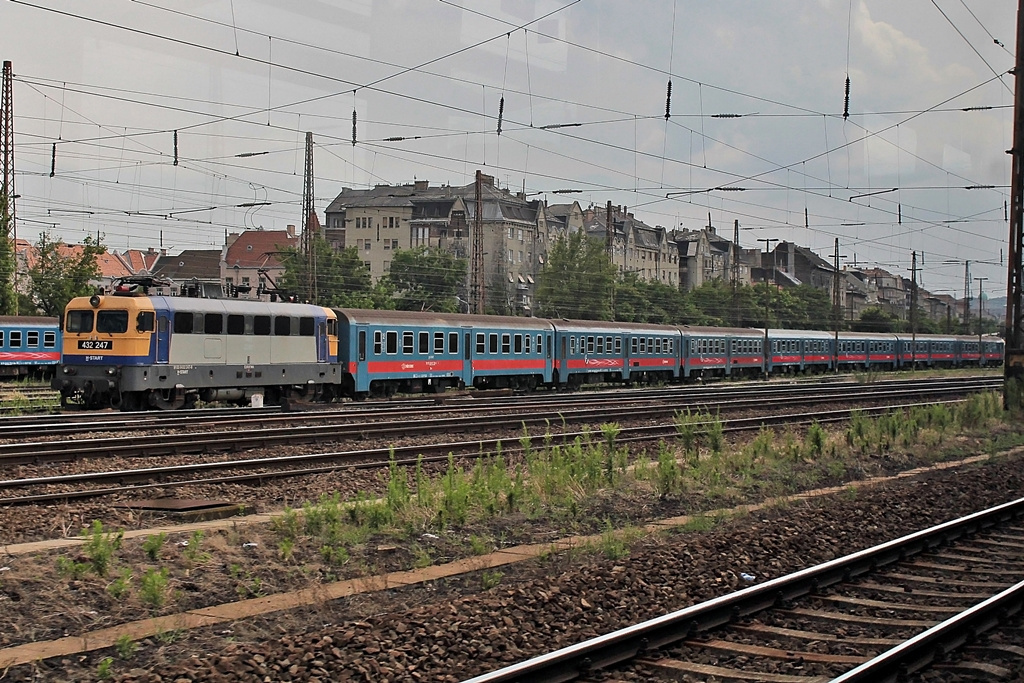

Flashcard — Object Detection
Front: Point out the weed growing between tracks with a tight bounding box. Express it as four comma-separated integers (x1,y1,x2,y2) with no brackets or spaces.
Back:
0,392,1019,673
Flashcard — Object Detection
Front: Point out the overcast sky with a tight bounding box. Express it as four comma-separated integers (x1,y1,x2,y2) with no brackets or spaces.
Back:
2,0,1016,299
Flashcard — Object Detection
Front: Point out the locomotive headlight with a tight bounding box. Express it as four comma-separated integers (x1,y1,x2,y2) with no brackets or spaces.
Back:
105,367,118,377
62,366,77,376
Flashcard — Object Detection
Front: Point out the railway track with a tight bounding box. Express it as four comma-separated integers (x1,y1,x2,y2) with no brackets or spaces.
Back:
464,498,1024,683
0,376,997,463
0,395,991,505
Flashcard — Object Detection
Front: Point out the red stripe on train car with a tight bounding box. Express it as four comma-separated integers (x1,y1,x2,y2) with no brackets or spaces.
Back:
628,357,675,367
837,355,868,362
565,358,624,369
869,355,895,361
367,360,464,374
0,351,60,361
473,358,547,371
771,355,801,363
689,357,726,366
933,354,955,360
731,356,762,364
804,355,831,362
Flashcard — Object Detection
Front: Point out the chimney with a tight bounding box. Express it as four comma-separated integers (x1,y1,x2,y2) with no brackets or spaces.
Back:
286,224,296,237
479,173,495,187
414,180,429,191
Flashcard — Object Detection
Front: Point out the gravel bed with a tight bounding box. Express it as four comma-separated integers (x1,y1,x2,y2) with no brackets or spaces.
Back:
0,443,1020,682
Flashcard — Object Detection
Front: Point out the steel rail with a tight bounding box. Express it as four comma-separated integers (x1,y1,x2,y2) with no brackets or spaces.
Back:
0,398,974,505
460,497,1024,683
0,381,995,465
831,578,1024,682
0,376,999,440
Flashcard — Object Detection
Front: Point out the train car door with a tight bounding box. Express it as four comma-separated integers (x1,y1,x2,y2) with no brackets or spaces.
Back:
156,314,171,363
462,326,472,386
317,320,328,362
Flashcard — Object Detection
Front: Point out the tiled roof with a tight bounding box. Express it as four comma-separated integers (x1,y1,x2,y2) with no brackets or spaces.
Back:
224,229,297,268
153,250,223,281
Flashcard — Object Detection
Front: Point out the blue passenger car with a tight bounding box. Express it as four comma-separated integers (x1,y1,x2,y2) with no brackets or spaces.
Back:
0,316,60,379
335,309,553,398
553,320,674,387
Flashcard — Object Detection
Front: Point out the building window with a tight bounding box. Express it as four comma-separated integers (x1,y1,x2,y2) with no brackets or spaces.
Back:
518,229,523,241
392,239,399,249
508,227,514,239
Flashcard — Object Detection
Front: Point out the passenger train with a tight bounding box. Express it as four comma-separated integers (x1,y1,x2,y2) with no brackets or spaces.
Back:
0,316,61,380
52,283,1005,410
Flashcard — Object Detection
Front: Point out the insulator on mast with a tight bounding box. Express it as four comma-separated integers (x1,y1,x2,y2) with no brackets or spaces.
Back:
173,130,179,166
352,109,357,146
843,76,850,120
497,96,504,136
665,80,672,120
50,143,56,177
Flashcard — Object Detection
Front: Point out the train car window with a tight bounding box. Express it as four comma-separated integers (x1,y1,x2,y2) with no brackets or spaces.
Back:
386,331,398,354
227,315,244,335
27,331,39,348
358,331,366,361
299,317,315,336
0,331,7,347
434,332,444,354
639,337,646,353
537,334,542,352
9,331,20,347
476,333,485,354
44,331,56,348
514,334,523,354
501,334,511,354
419,331,429,354
597,337,605,354
135,311,155,332
630,337,638,354
570,336,577,355
615,337,622,354
489,333,498,354
67,310,94,333
97,310,129,334
274,316,291,336
655,338,662,354
587,336,595,354
525,334,532,354
547,335,552,359
374,330,383,354
449,332,458,355
204,314,223,335
403,331,414,354
252,316,270,336
173,313,194,334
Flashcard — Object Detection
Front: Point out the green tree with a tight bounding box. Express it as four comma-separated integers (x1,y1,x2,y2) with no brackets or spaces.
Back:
851,306,899,333
277,235,391,309
615,272,701,324
386,246,467,312
535,231,616,320
0,196,18,315
28,231,105,317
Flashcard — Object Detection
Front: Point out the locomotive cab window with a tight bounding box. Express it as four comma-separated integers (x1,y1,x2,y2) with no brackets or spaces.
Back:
253,316,271,336
299,317,315,336
67,310,94,333
97,310,129,334
274,317,291,336
173,313,194,334
136,311,155,332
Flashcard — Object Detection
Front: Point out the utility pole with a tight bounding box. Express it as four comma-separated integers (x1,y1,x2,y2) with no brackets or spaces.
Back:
1,61,16,314
301,131,315,303
759,237,779,378
830,239,846,372
977,276,989,365
910,251,919,368
1005,0,1024,407
732,219,741,326
472,170,486,314
963,260,971,332
605,201,613,258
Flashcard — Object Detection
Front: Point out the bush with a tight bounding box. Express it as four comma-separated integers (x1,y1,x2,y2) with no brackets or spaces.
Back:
139,568,170,609
82,520,123,577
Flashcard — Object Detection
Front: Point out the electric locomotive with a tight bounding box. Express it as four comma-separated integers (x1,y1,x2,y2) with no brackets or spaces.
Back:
53,278,338,410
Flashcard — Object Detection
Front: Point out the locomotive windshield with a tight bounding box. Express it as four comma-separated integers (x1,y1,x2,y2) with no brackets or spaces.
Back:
96,310,129,334
66,310,94,333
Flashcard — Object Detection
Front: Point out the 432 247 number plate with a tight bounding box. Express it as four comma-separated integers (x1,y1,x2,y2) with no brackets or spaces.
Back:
77,340,112,350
